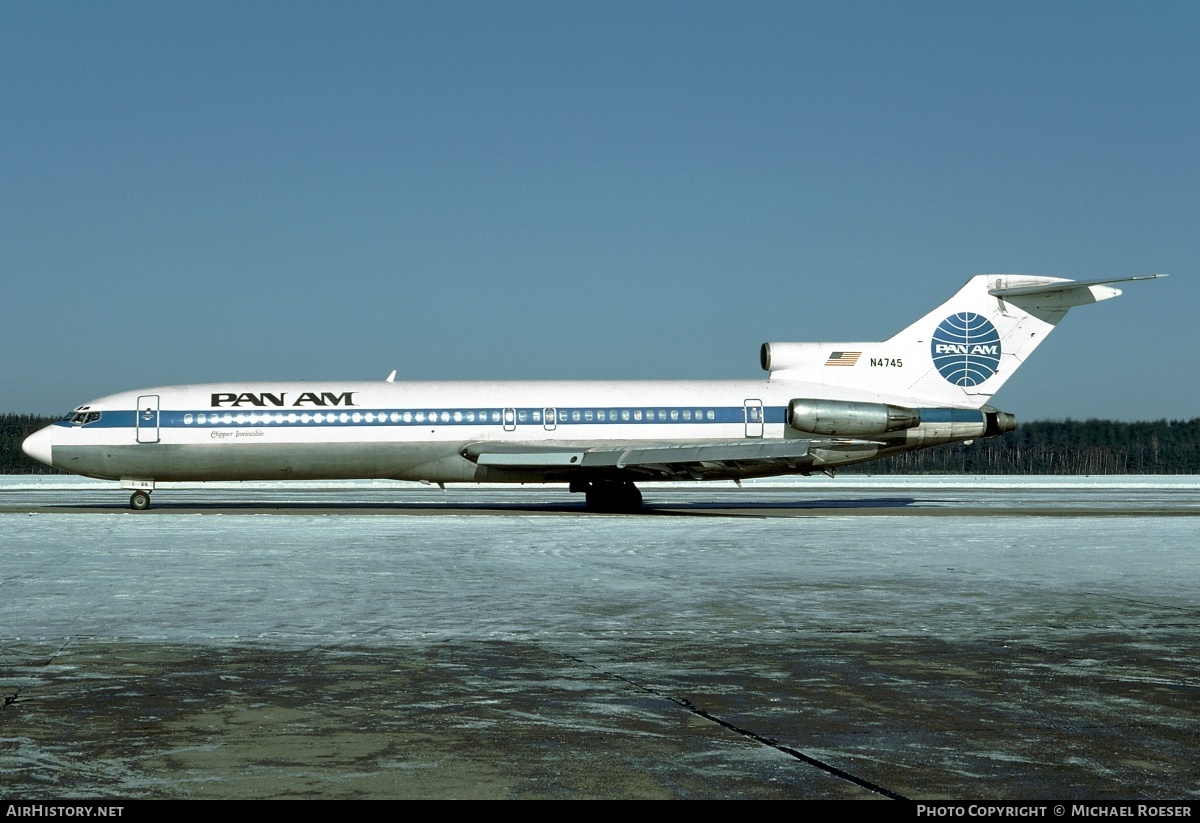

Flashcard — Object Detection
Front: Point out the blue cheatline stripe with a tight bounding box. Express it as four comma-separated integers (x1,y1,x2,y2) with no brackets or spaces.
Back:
918,408,985,423
57,406,792,430
57,406,987,430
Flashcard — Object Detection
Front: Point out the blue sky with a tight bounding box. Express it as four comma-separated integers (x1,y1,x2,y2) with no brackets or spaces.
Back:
3,1,1196,420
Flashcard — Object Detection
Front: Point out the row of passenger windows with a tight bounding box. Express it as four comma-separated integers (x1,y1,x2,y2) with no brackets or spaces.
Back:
577,408,717,422
178,408,723,426
185,411,498,425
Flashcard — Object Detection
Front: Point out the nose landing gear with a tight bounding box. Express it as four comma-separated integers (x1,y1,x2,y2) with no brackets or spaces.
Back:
129,490,151,511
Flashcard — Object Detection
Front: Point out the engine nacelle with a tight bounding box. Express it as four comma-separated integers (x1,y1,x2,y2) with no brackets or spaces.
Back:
761,342,815,373
787,398,921,436
985,409,1018,436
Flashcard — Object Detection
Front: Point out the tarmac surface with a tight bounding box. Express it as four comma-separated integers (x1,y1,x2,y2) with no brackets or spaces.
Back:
2,477,1198,799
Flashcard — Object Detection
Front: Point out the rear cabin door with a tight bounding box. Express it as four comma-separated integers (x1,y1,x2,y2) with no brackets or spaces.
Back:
744,399,764,438
136,395,160,443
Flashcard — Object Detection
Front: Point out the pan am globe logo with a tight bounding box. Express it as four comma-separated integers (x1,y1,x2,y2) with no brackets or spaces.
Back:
931,312,1001,386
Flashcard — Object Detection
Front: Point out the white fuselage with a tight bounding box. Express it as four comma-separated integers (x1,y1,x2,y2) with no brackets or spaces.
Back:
23,377,994,485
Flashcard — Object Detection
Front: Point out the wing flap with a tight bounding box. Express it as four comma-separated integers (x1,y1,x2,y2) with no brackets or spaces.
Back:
467,439,814,466
472,450,587,468
465,438,883,476
592,440,814,468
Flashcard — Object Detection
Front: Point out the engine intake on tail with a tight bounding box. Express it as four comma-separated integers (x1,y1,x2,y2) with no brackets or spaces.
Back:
787,399,921,436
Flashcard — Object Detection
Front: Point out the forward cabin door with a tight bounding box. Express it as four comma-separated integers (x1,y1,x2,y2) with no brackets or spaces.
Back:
136,395,160,443
744,399,764,438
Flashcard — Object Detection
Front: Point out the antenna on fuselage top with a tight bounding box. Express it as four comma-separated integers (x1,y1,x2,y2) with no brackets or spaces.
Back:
386,370,396,383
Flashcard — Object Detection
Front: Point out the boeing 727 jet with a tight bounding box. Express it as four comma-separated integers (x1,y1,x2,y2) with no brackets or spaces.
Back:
23,274,1162,511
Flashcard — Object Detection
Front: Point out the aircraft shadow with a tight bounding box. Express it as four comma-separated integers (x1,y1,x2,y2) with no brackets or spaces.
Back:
34,496,922,516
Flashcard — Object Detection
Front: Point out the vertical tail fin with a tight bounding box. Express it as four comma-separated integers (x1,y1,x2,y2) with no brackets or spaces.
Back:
762,274,1164,408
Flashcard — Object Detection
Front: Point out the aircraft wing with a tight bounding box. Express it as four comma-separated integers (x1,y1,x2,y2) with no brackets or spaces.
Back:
463,438,881,480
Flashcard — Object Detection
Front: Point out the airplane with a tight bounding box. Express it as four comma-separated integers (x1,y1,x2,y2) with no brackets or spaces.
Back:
22,273,1163,512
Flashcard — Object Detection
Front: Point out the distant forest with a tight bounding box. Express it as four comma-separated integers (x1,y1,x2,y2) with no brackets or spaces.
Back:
2,413,1198,475
3,415,64,474
843,418,1200,475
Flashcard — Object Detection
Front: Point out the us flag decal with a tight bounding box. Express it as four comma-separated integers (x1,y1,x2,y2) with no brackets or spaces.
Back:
825,351,861,366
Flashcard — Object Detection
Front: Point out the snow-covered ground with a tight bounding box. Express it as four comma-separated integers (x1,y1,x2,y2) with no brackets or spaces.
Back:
2,476,1195,645
3,472,1199,509
3,475,1197,799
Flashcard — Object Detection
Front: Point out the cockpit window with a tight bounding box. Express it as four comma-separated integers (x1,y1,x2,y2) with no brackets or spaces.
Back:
64,411,101,425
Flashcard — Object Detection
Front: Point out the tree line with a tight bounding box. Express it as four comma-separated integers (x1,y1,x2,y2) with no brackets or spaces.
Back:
2,413,1197,475
1,415,66,474
842,418,1200,475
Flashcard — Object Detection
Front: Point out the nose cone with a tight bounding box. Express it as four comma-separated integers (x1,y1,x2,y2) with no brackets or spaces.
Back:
22,426,56,468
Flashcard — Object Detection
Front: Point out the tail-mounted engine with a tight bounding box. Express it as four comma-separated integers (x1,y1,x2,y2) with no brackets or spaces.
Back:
787,398,921,437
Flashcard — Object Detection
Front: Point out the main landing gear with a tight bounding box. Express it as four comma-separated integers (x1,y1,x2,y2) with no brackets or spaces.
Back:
129,490,151,511
581,480,643,513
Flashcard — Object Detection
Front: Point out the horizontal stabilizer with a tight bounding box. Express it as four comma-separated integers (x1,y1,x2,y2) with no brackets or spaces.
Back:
988,274,1167,306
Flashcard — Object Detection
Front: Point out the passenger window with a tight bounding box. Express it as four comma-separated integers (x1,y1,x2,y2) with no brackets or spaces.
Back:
633,410,642,421
670,410,679,421
454,411,463,422
706,410,715,421
622,410,631,421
